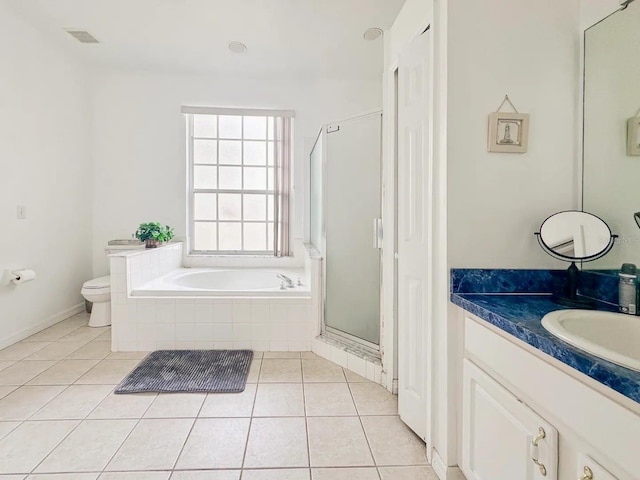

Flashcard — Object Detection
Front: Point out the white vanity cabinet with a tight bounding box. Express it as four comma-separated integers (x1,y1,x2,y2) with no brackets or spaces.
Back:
576,455,620,480
462,359,558,480
459,310,639,480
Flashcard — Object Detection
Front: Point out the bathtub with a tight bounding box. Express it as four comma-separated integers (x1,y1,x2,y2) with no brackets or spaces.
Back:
133,267,310,297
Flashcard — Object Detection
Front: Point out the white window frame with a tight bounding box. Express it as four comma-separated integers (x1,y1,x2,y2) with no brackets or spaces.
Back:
184,106,294,256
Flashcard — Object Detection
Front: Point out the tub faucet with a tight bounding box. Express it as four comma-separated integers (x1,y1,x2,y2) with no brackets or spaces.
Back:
277,274,295,288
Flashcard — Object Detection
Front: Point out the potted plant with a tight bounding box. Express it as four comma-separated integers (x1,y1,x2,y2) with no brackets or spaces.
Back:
133,222,175,248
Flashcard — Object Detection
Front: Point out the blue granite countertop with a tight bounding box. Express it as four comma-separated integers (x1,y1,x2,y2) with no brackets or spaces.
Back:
451,293,640,404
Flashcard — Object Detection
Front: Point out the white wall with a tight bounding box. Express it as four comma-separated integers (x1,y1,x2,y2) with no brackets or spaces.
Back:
0,4,92,347
90,70,381,276
447,0,581,269
580,0,620,28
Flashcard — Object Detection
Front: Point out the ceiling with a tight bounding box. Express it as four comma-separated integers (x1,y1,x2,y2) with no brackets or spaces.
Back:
5,0,406,79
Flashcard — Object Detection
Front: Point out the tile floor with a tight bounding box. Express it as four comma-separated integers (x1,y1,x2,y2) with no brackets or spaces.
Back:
0,312,436,480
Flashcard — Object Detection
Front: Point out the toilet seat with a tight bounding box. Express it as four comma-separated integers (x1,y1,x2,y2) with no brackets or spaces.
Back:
82,275,111,290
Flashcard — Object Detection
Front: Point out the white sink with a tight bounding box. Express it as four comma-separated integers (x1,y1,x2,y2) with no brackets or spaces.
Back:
541,309,640,372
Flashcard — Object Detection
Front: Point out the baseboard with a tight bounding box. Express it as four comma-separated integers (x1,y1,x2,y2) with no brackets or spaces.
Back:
0,303,85,350
432,449,467,480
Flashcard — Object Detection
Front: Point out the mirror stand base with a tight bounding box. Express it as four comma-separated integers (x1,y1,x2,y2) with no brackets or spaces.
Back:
552,295,596,309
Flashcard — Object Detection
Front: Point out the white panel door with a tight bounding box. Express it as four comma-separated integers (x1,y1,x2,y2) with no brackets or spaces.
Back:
397,29,431,440
462,359,559,480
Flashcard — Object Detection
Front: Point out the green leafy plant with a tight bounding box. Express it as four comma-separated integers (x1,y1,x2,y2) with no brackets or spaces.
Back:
133,222,175,246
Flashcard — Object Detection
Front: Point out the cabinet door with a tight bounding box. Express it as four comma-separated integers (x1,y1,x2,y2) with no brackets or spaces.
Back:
577,454,620,480
462,359,558,480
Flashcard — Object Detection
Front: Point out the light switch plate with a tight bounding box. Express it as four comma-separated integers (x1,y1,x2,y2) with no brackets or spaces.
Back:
16,205,26,220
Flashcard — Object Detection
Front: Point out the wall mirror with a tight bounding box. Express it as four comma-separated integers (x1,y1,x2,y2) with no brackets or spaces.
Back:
583,0,640,268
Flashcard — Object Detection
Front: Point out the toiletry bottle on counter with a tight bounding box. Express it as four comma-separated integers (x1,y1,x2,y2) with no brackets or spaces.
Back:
618,263,637,314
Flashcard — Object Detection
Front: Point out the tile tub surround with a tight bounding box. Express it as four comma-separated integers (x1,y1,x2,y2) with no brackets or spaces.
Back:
109,243,314,352
0,312,433,479
450,269,640,405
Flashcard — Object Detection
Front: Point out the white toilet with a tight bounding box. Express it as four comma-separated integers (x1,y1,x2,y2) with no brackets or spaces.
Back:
81,241,145,328
81,276,112,328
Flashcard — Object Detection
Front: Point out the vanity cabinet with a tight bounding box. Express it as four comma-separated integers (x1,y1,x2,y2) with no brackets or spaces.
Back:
577,454,620,480
462,359,558,480
459,310,639,480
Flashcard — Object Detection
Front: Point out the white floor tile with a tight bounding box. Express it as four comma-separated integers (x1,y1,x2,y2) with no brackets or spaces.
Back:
28,360,100,385
349,383,398,415
0,421,21,440
106,418,194,471
258,359,302,383
243,469,310,480
244,417,308,468
66,341,112,360
304,383,357,416
302,359,346,383
0,421,78,474
36,419,137,473
311,468,378,480
170,471,240,480
0,385,66,421
98,473,171,480
75,360,140,385
361,416,427,466
307,417,373,467
24,342,86,361
378,466,439,480
0,361,57,385
98,473,170,480
253,383,305,417
0,342,52,362
175,418,250,469
31,385,113,420
199,384,256,418
144,393,206,418
88,391,156,419
27,473,99,479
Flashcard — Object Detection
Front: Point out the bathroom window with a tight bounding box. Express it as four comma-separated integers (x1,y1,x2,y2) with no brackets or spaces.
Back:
183,107,294,255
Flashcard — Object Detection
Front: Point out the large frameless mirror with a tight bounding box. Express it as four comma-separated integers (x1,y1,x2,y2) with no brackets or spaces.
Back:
582,0,640,268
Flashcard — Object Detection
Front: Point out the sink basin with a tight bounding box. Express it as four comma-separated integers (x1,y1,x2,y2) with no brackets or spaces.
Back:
541,309,640,372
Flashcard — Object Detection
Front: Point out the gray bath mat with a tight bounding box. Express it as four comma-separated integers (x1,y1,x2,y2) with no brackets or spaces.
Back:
115,350,253,394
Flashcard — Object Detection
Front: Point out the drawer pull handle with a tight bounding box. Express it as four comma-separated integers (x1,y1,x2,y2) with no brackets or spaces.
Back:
530,427,547,476
579,466,593,480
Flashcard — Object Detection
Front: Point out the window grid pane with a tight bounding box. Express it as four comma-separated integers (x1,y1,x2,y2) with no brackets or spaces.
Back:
190,113,279,253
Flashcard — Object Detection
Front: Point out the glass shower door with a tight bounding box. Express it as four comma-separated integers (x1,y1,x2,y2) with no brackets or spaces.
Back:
323,113,382,346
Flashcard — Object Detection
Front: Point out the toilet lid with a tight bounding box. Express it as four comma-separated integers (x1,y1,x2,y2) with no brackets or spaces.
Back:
83,275,111,289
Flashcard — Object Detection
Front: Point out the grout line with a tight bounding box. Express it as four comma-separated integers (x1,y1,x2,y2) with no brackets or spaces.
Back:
301,358,311,472
345,377,381,478
170,398,204,471
239,356,262,477
96,388,159,476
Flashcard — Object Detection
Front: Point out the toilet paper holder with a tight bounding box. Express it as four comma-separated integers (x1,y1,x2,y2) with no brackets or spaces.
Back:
3,269,36,285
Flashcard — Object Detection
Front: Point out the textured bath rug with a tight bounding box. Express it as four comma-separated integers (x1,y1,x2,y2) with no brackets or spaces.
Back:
115,350,254,394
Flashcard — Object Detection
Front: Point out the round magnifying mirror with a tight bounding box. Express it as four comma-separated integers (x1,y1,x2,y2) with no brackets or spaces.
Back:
538,211,612,261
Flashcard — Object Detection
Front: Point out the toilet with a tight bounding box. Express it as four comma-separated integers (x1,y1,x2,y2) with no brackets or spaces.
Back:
81,276,112,327
81,241,145,328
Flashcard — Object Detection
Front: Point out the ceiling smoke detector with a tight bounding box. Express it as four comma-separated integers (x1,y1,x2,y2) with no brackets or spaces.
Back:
228,41,247,53
363,28,383,41
65,29,99,44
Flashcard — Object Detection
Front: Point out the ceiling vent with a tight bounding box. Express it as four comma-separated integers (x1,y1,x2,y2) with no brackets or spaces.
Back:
66,30,99,44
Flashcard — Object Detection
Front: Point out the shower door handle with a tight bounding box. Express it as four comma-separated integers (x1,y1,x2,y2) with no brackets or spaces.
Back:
373,218,383,249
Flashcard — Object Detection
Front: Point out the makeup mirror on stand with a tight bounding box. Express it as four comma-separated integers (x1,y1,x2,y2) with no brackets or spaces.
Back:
535,211,617,307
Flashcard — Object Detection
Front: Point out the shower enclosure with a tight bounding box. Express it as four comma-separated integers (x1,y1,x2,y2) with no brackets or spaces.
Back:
309,111,382,349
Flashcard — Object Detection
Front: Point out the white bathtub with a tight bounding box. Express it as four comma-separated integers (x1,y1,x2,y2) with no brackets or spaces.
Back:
133,267,310,297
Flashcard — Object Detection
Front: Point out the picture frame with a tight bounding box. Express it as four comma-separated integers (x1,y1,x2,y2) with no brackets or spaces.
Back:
487,112,530,153
627,116,640,156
